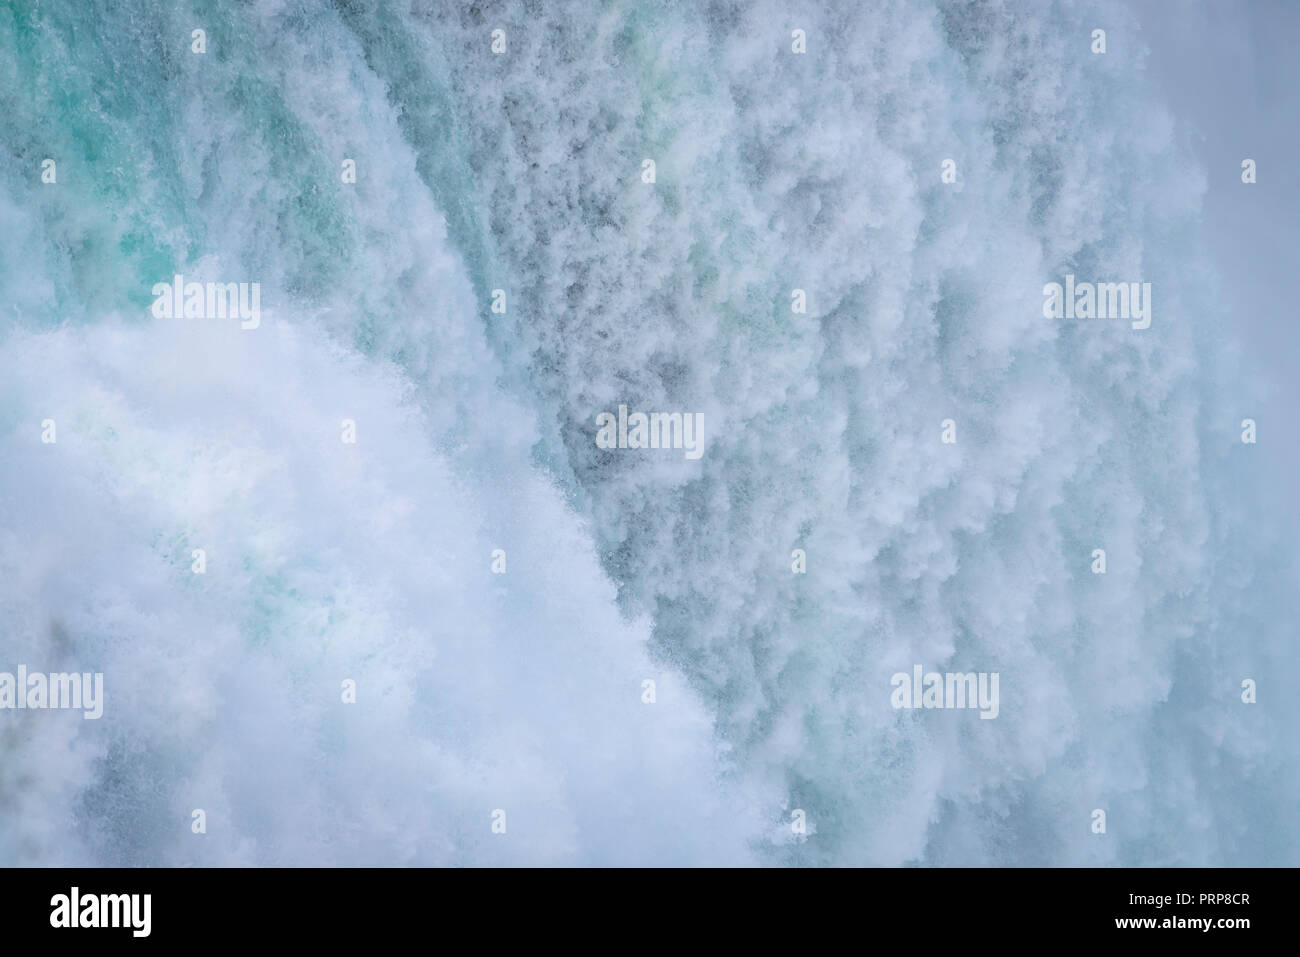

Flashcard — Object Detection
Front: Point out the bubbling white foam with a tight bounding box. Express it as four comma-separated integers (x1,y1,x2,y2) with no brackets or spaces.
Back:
0,318,767,865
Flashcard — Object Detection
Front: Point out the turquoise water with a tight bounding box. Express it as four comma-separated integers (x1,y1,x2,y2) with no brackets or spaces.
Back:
0,0,1295,865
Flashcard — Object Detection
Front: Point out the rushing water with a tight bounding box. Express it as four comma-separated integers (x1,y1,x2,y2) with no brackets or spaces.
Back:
0,0,1295,865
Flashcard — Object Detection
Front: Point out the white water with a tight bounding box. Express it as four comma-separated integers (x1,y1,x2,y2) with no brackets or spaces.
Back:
0,0,1295,865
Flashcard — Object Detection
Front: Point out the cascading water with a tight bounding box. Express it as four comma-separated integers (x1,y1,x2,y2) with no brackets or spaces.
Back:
0,0,1295,866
